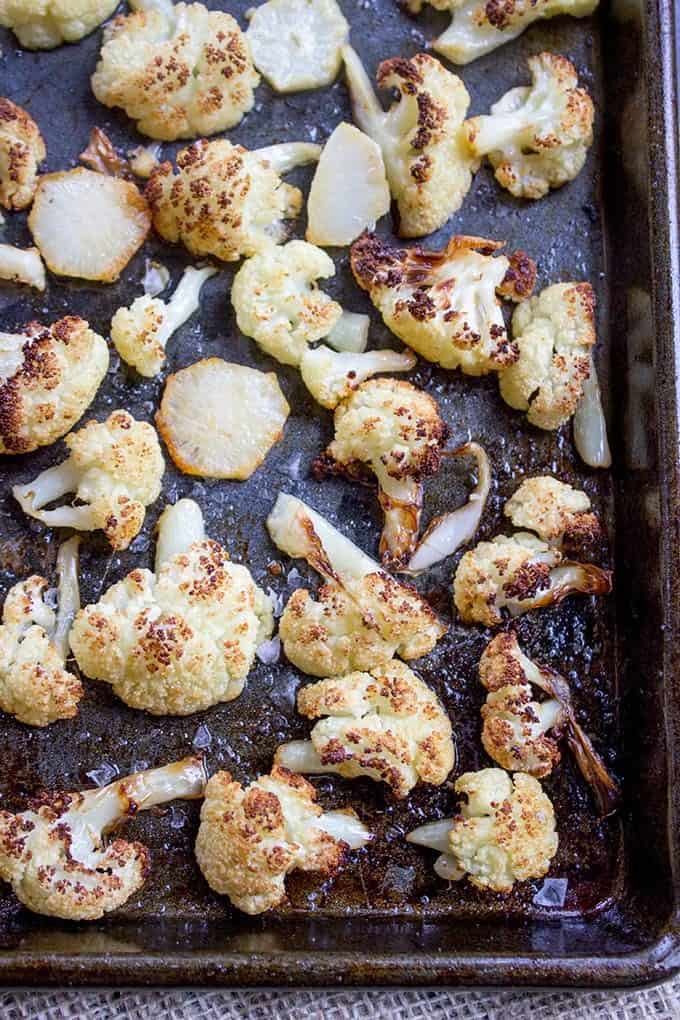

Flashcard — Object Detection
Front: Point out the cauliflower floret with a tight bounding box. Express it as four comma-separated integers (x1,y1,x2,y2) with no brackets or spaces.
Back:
464,53,594,199
0,757,205,919
351,232,536,375
0,0,119,48
453,532,612,626
0,317,109,456
91,0,259,141
246,0,348,94
275,660,455,797
0,244,46,290
299,344,417,410
195,765,371,915
0,538,82,727
504,476,601,551
13,410,164,551
342,47,477,238
268,493,446,677
145,138,320,262
231,241,341,366
499,282,596,430
70,499,274,714
404,0,599,66
314,378,448,566
0,98,45,209
407,768,558,892
111,265,217,377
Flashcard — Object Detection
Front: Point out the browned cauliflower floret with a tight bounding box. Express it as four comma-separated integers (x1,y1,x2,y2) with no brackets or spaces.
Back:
91,0,260,141
407,768,558,892
499,282,595,430
504,476,601,551
0,0,119,48
0,317,109,456
13,410,165,551
342,46,478,237
275,660,454,797
0,757,206,920
351,232,535,375
313,378,448,566
453,532,612,626
0,98,46,210
268,493,447,677
145,138,320,262
194,766,371,915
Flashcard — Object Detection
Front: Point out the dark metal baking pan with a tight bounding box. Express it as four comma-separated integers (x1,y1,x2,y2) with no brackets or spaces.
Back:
0,0,679,988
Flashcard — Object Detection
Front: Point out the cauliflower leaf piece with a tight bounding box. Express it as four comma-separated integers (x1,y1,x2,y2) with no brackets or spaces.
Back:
0,244,46,290
13,410,165,551
499,281,596,430
0,317,109,456
145,138,320,262
453,532,612,626
313,378,448,566
276,660,455,797
299,344,416,410
0,0,119,48
92,1,259,140
246,0,348,94
195,765,371,914
465,52,594,199
342,46,477,237
0,757,206,919
268,493,447,677
351,232,536,375
111,265,217,377
504,475,601,552
0,98,45,209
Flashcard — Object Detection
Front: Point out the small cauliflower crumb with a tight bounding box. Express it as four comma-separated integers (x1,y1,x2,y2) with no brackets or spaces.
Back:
246,0,348,93
504,476,601,551
0,0,119,48
0,97,45,209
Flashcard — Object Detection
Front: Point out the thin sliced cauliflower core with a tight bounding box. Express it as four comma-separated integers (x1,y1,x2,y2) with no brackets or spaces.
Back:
247,0,348,93
156,358,290,479
0,0,120,48
300,345,416,410
0,245,46,290
0,98,46,210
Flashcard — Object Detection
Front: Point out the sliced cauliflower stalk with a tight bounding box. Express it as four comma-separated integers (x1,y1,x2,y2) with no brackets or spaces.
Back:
0,244,46,290
13,410,165,551
70,499,274,715
268,493,447,677
0,0,119,48
0,98,46,209
573,359,611,469
407,768,558,892
0,757,206,920
0,318,109,456
276,660,455,798
232,241,341,367
479,632,620,815
342,46,477,238
246,0,348,94
300,344,416,410
111,265,217,377
314,378,448,566
453,532,612,626
92,1,260,140
351,232,536,375
145,139,320,262
0,538,82,727
195,765,371,915
504,476,601,552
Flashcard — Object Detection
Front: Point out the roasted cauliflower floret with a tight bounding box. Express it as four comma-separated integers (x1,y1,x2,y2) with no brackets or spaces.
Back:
342,47,477,238
314,378,448,566
0,758,206,920
13,410,165,551
268,493,447,677
91,0,259,141
275,661,454,798
465,53,594,199
195,766,371,915
0,0,119,48
246,0,348,93
231,241,341,366
0,98,45,210
70,499,273,714
351,232,536,375
299,344,416,410
453,532,612,626
500,281,596,430
145,138,320,262
0,318,109,456
0,538,82,727
504,476,601,551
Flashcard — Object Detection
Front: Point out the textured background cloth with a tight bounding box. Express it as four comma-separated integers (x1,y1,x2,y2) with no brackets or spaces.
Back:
2,983,680,1018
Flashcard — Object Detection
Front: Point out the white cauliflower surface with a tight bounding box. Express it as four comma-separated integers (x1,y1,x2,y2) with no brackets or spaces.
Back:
195,766,371,915
0,244,46,290
299,344,416,410
246,0,348,94
0,0,119,48
0,98,45,210
504,476,601,550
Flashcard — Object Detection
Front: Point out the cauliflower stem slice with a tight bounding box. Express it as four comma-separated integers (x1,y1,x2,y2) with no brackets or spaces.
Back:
573,358,612,468
315,809,372,849
53,536,81,660
406,819,465,881
255,142,322,174
300,345,417,410
510,561,612,615
154,498,206,572
325,311,370,353
0,244,46,290
13,459,96,531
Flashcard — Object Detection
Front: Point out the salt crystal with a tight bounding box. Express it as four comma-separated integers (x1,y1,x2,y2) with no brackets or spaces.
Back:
142,259,169,297
192,723,212,750
256,635,281,664
533,878,568,908
283,452,304,480
286,567,302,586
86,762,119,787
266,587,285,617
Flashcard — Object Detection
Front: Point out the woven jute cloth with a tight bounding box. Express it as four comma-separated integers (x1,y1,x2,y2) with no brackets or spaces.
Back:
2,983,680,1019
